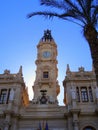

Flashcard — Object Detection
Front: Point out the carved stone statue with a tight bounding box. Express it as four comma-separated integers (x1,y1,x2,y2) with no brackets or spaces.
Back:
95,87,98,99
4,127,8,130
49,96,55,104
71,87,76,100
42,29,53,41
9,88,15,101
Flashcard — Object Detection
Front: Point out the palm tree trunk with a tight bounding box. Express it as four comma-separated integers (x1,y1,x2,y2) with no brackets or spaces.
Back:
84,25,98,86
89,40,98,86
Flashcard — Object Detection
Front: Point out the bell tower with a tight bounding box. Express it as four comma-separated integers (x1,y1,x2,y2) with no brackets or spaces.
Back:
32,30,60,105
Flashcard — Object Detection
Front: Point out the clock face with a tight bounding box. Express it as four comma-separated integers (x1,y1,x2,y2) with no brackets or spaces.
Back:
43,51,51,58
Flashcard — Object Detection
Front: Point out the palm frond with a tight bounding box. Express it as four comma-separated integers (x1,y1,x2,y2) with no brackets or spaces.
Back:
85,0,92,13
40,0,67,11
64,0,80,11
27,10,83,27
27,11,66,19
76,0,88,15
65,9,86,24
91,5,98,26
64,0,85,19
27,0,98,28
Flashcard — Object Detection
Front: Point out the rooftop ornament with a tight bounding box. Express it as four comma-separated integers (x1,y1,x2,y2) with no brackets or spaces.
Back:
41,29,53,42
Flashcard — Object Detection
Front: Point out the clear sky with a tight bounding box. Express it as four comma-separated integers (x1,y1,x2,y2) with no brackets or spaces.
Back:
0,0,92,105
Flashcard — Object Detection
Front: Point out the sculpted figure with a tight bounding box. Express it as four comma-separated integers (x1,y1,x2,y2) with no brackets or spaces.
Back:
71,87,76,100
9,88,15,101
49,96,55,104
95,87,98,99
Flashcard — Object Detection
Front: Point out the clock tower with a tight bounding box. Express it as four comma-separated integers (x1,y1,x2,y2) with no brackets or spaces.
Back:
32,30,60,105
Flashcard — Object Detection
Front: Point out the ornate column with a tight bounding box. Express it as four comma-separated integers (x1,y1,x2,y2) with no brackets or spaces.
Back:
73,120,79,130
73,113,79,130
4,117,11,130
4,88,15,130
12,116,19,130
71,87,77,108
70,87,80,130
95,87,98,104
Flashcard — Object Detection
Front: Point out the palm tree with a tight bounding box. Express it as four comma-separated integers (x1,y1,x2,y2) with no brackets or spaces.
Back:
27,0,98,85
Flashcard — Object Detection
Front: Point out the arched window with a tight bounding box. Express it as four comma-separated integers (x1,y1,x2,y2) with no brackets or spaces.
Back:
83,126,96,130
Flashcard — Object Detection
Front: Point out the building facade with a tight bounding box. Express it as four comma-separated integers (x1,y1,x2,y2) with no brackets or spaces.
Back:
0,30,98,130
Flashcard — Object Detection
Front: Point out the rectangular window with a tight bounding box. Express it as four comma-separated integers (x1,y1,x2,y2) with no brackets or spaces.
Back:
81,87,88,102
0,89,7,104
43,72,49,78
0,89,10,104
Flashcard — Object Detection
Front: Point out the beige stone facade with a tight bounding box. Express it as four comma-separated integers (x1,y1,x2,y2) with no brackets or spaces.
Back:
0,30,98,130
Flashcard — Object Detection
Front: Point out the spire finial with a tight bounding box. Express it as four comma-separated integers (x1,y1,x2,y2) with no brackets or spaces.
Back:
92,64,95,72
18,66,23,76
66,64,70,72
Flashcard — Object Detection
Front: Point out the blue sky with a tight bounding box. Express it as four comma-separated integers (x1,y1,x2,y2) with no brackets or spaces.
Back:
0,0,92,105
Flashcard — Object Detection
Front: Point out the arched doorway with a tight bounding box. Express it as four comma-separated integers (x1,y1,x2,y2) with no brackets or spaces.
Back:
83,126,96,130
